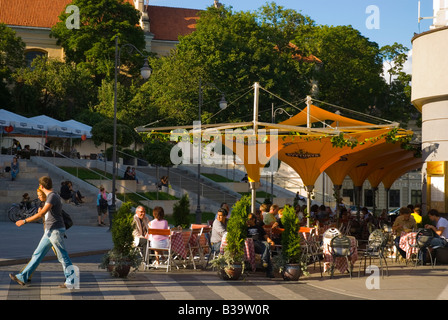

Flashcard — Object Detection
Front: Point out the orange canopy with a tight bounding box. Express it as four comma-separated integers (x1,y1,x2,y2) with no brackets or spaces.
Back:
280,104,374,128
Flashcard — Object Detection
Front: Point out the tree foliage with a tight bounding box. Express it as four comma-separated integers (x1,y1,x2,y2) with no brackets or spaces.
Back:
0,23,25,108
50,0,146,82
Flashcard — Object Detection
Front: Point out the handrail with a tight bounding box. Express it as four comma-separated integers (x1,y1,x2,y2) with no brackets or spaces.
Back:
114,149,240,203
36,143,153,205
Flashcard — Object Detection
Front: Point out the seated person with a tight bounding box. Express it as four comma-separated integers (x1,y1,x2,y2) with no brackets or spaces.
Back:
10,157,19,181
21,193,32,210
247,213,275,278
271,208,284,245
123,166,133,180
132,206,151,254
392,207,417,259
60,181,79,205
420,209,448,264
149,206,169,265
211,208,227,253
263,204,278,226
241,174,248,182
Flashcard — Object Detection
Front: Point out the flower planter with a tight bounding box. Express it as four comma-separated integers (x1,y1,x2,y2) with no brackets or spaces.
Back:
108,260,131,278
218,264,243,280
282,263,301,281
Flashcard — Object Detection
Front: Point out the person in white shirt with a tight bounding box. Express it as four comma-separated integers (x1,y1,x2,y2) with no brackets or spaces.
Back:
420,209,448,264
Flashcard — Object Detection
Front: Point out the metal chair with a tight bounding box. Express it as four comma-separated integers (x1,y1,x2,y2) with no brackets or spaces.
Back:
299,227,323,277
358,229,389,278
329,235,353,278
410,228,437,267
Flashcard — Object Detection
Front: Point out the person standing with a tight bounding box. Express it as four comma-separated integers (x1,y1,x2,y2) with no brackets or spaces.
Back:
211,208,227,253
9,176,74,289
96,186,108,226
10,156,19,181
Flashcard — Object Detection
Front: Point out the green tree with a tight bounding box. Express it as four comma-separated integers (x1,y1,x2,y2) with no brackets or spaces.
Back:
0,23,26,109
141,3,318,126
309,25,384,117
91,118,134,148
12,56,95,119
50,0,146,83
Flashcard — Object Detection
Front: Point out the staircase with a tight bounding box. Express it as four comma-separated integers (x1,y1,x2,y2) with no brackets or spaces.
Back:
0,155,100,226
137,166,241,211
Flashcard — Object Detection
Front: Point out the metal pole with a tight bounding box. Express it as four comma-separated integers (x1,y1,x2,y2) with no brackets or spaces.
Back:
195,79,202,224
270,103,274,204
306,95,312,128
110,36,119,231
251,82,260,214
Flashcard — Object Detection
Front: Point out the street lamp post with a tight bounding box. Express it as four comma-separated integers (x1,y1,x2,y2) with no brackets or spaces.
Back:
195,78,227,224
110,36,152,230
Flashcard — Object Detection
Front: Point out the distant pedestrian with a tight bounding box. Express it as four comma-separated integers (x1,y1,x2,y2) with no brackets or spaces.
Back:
97,186,108,226
9,176,75,289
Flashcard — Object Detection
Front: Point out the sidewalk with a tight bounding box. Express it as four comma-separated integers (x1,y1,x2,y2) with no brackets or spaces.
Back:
0,221,113,266
1,221,448,300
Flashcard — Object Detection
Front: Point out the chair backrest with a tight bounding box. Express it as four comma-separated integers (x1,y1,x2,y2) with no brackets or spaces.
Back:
330,235,351,256
416,228,434,248
368,229,386,249
147,228,171,236
323,227,341,242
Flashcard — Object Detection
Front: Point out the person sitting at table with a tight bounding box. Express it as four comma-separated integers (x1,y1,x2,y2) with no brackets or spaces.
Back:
247,213,275,278
149,206,169,265
411,206,422,225
211,208,227,253
271,208,284,245
392,207,417,259
418,209,448,264
263,204,277,226
132,206,151,255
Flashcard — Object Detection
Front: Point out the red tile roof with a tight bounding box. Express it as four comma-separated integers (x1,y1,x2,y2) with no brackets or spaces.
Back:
0,0,199,42
147,5,200,41
0,0,71,28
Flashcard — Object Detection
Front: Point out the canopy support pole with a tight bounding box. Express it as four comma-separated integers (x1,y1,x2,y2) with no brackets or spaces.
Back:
305,185,314,227
250,82,260,214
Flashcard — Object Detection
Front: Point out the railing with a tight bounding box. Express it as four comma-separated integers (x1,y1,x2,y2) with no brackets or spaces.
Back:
115,149,240,204
35,143,153,205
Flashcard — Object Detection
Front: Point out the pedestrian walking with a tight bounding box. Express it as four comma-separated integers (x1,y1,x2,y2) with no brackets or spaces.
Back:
9,176,75,289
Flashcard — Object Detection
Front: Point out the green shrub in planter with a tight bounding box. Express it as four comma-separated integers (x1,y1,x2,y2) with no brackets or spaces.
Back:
99,202,141,277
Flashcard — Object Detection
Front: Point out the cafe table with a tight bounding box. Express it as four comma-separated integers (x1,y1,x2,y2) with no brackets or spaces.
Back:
398,231,419,260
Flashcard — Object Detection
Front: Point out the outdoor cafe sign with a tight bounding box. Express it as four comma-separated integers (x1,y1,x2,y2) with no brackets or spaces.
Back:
285,149,321,159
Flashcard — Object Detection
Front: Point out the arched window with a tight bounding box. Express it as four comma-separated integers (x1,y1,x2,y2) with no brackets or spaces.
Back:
25,49,48,67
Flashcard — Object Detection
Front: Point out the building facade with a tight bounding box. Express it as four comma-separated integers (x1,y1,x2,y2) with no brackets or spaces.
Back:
412,0,448,213
0,0,202,62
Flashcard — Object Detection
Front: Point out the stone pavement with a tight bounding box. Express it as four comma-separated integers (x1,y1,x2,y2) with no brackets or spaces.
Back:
1,221,448,304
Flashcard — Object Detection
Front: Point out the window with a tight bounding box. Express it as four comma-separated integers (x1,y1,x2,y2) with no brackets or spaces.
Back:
389,189,400,208
342,189,354,203
411,189,422,206
364,189,373,207
25,50,47,67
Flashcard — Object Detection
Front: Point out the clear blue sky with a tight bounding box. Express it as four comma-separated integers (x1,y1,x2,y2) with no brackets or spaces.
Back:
150,0,435,48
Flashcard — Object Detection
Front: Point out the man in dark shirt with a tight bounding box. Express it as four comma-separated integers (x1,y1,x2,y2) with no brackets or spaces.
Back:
9,176,75,289
247,213,275,278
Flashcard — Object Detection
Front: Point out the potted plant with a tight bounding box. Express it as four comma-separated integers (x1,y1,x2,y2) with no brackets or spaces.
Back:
211,195,250,280
99,202,141,278
277,205,303,281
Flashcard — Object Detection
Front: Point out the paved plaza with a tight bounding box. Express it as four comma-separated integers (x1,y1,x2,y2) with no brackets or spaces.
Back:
1,222,448,305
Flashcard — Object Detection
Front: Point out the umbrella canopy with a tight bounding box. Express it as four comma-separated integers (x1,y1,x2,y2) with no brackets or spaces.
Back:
0,109,46,134
30,115,82,138
61,119,92,138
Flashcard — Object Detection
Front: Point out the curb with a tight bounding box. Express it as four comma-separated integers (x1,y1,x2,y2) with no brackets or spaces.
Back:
0,249,109,267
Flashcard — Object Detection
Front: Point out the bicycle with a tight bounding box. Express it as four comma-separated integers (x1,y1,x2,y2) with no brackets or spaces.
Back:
7,199,41,223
